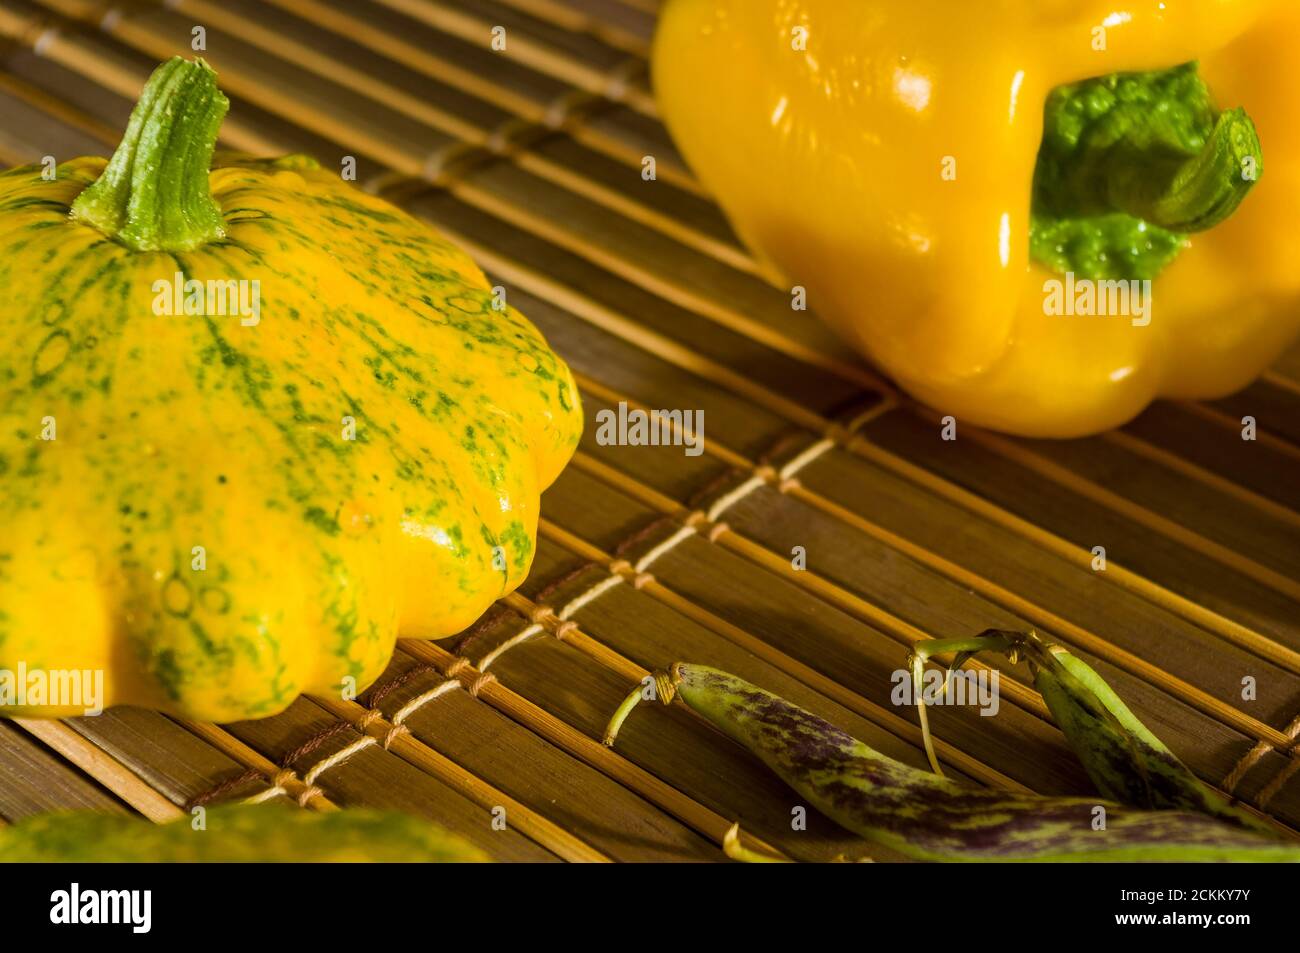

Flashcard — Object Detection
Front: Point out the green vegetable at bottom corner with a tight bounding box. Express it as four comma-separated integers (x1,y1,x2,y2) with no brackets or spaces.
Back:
0,805,490,863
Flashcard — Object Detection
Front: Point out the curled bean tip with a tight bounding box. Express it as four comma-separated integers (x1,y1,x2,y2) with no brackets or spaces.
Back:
722,822,789,864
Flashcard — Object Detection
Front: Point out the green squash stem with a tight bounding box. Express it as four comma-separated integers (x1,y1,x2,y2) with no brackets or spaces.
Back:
71,56,228,251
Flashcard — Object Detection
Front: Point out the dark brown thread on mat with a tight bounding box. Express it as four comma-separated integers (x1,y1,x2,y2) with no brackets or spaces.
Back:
607,558,654,589
33,0,162,53
756,430,828,491
1223,711,1300,796
468,672,498,697
421,142,490,188
185,768,263,810
543,88,601,130
485,117,541,158
363,59,640,198
602,58,650,104
534,559,604,601
186,654,488,809
526,604,579,640
823,420,854,445
1258,759,1300,808
14,13,59,51
685,467,746,510
684,509,729,542
525,515,693,637
825,392,889,429
382,723,411,750
280,720,354,769
755,429,811,467
613,514,678,557
356,706,411,750
184,761,321,812
452,603,515,656
362,662,443,710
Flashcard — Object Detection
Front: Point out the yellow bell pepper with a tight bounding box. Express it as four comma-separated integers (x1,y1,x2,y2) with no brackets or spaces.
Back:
654,0,1300,436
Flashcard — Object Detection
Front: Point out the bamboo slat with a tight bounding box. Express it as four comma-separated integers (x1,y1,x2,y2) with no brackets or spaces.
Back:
533,519,1029,792
307,692,613,861
62,708,270,809
516,292,1299,820
12,720,182,821
0,722,133,820
175,720,338,810
273,0,701,190
864,412,1300,660
221,698,563,861
496,0,655,59
399,638,794,859
368,650,722,861
561,397,1300,748
1124,402,1300,511
373,0,658,116
166,0,745,266
413,625,879,860
534,461,1298,816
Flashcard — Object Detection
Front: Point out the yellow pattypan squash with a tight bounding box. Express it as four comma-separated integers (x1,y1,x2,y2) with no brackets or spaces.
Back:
0,58,582,721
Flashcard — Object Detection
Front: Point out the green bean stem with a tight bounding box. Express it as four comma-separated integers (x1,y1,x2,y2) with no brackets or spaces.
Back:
603,683,650,747
908,630,1272,834
906,632,1019,777
603,669,680,746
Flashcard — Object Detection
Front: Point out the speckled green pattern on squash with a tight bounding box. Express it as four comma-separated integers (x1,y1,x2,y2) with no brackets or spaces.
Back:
0,805,489,862
0,58,582,721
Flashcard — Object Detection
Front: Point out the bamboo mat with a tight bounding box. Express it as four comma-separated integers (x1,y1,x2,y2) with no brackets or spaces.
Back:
0,0,1298,862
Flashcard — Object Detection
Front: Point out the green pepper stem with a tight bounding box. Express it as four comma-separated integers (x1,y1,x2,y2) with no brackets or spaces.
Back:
71,57,228,251
1107,107,1262,233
